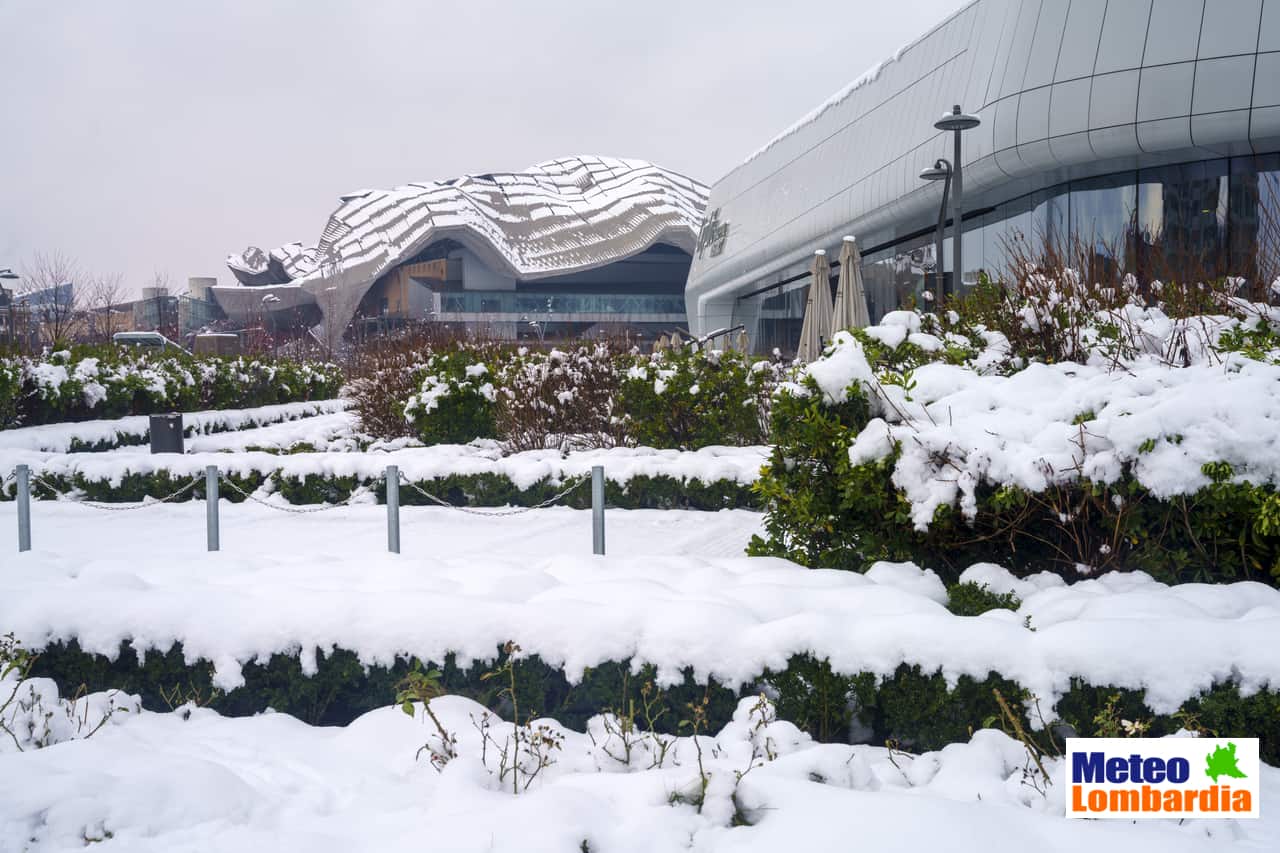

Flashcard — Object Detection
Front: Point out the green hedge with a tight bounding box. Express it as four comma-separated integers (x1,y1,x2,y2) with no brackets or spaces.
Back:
747,337,1280,587
1,347,343,428
28,641,1278,764
3,468,759,511
376,340,791,451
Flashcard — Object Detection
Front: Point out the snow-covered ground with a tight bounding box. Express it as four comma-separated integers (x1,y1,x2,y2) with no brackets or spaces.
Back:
5,690,1275,852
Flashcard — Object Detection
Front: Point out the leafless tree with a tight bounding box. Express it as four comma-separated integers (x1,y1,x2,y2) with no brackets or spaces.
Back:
86,272,128,342
19,250,82,346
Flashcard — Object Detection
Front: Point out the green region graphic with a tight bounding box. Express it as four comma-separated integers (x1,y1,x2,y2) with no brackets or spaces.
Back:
1205,742,1248,783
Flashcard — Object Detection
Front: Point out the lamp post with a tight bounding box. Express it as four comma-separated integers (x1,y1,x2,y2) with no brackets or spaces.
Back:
932,105,981,297
918,159,952,299
1,269,19,348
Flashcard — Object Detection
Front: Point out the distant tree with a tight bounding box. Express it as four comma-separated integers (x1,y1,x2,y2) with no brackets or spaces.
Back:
19,250,82,346
86,272,127,342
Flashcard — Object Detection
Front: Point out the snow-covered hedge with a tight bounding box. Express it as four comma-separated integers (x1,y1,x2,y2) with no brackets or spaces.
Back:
751,299,1280,586
0,347,344,429
618,345,788,450
402,349,499,445
366,341,793,451
14,559,1280,763
0,400,349,454
0,443,766,509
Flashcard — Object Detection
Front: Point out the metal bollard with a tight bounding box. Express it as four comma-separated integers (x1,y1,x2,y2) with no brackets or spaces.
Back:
206,466,219,552
386,465,400,554
16,464,31,552
591,465,605,555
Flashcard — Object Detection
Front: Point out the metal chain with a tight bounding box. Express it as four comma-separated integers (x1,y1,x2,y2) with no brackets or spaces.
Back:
397,472,588,516
28,473,203,511
216,473,363,514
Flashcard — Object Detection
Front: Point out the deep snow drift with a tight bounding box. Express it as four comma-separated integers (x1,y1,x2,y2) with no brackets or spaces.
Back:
3,690,1275,852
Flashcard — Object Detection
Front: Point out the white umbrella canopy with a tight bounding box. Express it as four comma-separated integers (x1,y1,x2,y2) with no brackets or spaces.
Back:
797,250,834,362
833,236,871,332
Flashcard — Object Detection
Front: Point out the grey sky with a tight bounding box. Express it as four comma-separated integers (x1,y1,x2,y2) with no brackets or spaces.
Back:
0,0,966,295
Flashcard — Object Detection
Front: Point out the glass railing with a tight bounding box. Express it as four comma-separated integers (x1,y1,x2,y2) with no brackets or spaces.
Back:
439,291,686,316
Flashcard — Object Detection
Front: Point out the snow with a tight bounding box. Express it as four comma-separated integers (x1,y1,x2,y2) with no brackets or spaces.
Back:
843,355,1280,529
3,503,1276,716
0,400,349,454
2,690,1275,851
1,441,768,493
799,330,875,404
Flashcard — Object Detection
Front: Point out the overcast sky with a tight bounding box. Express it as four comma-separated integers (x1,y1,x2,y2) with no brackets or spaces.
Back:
0,0,966,295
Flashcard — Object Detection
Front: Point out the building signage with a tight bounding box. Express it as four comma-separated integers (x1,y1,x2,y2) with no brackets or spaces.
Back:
697,208,730,259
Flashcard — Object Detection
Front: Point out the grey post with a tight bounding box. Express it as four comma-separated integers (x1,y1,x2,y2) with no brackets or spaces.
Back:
206,465,219,552
16,464,31,552
386,465,400,554
591,465,605,555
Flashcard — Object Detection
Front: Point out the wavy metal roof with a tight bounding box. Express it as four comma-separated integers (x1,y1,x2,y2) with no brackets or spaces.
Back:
221,155,707,340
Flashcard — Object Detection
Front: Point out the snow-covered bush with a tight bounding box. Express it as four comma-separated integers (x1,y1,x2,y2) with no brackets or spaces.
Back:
0,346,342,427
360,339,789,451
751,277,1280,586
402,349,500,445
618,344,790,450
495,344,623,453
2,633,139,753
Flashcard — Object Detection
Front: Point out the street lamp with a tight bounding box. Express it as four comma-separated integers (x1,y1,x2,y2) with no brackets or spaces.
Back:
931,104,981,297
918,159,952,299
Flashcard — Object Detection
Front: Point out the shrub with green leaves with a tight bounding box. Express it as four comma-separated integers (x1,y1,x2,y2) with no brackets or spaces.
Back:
26,641,1280,764
749,316,1280,586
402,349,501,445
617,345,787,450
0,347,343,427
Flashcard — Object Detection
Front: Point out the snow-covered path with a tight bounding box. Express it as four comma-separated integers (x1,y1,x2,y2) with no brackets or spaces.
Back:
0,502,762,561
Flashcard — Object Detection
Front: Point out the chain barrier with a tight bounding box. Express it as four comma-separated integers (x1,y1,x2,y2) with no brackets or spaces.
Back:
397,472,589,517
28,473,203,512
216,473,364,515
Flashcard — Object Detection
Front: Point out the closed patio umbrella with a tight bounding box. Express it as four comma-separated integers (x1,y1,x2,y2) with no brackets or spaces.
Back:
797,250,834,362
833,236,871,332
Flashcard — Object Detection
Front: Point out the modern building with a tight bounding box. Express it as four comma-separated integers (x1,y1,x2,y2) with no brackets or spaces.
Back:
215,156,707,346
686,0,1280,353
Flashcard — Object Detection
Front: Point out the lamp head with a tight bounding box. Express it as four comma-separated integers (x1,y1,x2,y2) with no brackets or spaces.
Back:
919,159,953,181
935,104,981,132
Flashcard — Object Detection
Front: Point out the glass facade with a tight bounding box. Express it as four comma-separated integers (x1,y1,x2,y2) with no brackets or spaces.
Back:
439,291,685,316
731,153,1280,355
855,152,1280,323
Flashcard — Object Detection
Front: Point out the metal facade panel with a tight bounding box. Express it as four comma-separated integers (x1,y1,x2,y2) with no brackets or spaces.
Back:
1050,77,1093,135
1138,61,1196,120
1193,55,1257,113
1254,51,1280,106
1252,104,1280,145
1025,0,1068,89
1191,108,1252,149
1056,0,1108,81
1199,0,1263,57
1017,83,1052,142
1263,0,1280,51
1137,116,1195,151
999,0,1042,98
1089,123,1141,158
1089,69,1141,128
1095,0,1154,74
1144,0,1206,66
